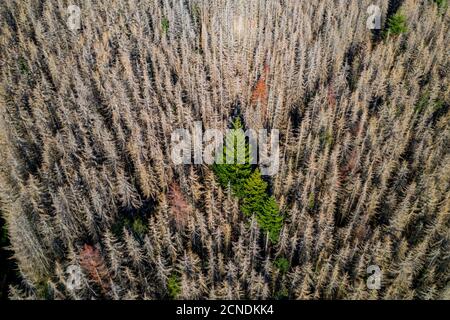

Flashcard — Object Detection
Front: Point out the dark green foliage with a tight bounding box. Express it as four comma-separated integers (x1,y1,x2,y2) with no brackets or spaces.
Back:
415,92,446,115
162,17,170,34
167,273,181,299
385,13,408,36
131,217,147,238
35,280,52,299
434,0,448,11
18,57,28,75
274,257,290,274
415,93,430,113
241,173,283,243
260,196,283,243
213,118,252,198
320,130,333,147
308,193,315,210
274,286,289,300
191,4,201,23
241,169,268,216
112,215,147,239
432,99,445,113
214,118,283,243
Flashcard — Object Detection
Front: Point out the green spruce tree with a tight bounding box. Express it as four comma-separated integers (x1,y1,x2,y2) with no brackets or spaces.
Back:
213,117,284,243
385,12,408,37
167,273,181,299
213,118,252,198
260,196,283,243
241,170,283,243
241,169,268,216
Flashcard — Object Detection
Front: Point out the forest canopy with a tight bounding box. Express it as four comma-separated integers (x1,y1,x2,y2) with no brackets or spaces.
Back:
0,0,449,300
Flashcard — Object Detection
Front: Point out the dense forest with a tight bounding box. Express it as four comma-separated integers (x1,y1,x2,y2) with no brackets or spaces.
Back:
0,0,449,299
